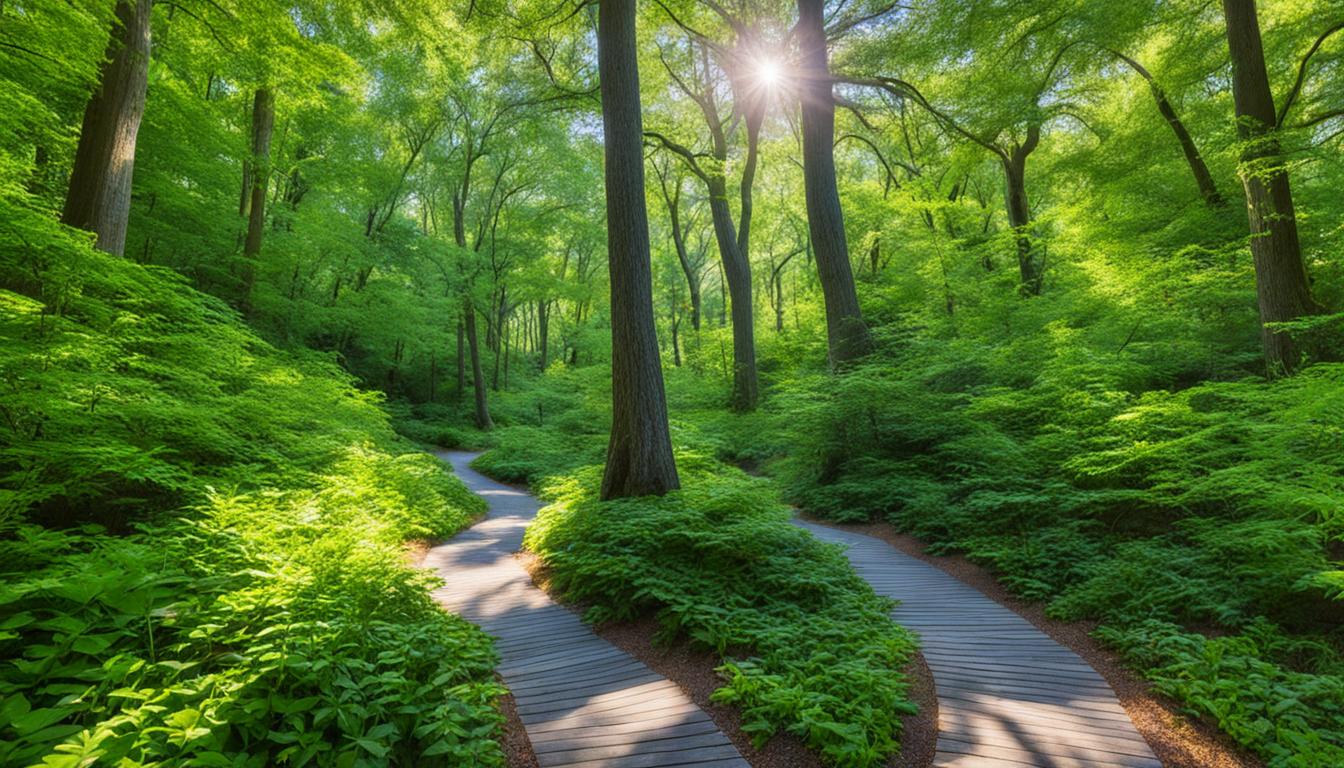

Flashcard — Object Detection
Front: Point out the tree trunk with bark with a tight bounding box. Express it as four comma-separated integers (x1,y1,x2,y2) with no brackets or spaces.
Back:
706,180,759,411
1002,140,1044,296
797,0,870,365
1222,0,1322,373
659,174,702,330
598,0,679,500
464,301,493,429
538,299,550,369
456,318,465,399
62,0,152,257
240,88,275,314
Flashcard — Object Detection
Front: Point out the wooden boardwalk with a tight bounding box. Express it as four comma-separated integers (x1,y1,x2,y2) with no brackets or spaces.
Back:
794,520,1162,768
426,451,748,768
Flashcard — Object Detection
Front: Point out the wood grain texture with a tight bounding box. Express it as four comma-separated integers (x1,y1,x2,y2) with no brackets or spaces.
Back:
794,520,1162,768
427,451,746,768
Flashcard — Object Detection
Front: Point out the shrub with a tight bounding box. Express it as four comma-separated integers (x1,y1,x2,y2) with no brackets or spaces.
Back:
519,451,918,767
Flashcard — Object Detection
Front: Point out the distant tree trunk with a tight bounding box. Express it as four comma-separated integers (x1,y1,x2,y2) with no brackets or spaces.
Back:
1112,52,1224,207
239,159,251,218
456,318,465,399
718,262,727,327
660,177,702,330
491,314,502,391
464,302,493,429
538,299,550,369
503,322,511,390
61,0,152,257
797,0,870,365
736,100,763,258
706,180,758,411
671,311,682,367
1222,0,1321,373
1002,126,1044,296
597,0,679,500
240,88,275,315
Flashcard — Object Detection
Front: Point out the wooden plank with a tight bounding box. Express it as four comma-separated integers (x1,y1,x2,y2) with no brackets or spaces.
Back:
540,736,745,766
557,744,746,768
531,721,724,754
795,519,1159,768
428,451,748,768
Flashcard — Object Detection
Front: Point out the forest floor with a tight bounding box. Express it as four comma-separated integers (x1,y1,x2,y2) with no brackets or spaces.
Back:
421,449,1277,768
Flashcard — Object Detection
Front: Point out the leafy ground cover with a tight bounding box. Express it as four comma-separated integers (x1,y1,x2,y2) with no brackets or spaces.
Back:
459,372,918,768
699,334,1344,768
0,213,503,767
441,336,1344,767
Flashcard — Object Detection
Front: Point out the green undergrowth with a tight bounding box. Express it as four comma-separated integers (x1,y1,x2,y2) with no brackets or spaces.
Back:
474,413,918,768
1,208,502,766
462,324,1344,766
744,332,1344,767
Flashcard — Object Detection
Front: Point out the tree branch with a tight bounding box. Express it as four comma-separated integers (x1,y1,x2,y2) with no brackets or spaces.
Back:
1278,19,1344,128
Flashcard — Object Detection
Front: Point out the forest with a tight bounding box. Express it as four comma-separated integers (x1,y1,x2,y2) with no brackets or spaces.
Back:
1,0,1342,766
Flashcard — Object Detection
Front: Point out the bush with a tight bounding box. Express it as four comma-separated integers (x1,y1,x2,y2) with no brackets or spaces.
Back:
749,337,1344,766
0,218,504,766
515,448,918,767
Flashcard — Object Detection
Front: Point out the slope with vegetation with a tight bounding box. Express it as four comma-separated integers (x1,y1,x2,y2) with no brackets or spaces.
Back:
0,213,502,765
5,0,1344,766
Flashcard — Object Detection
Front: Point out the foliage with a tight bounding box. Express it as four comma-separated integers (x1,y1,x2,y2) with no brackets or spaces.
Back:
0,211,500,766
1098,620,1344,768
7,0,1344,764
747,332,1344,765
508,445,917,767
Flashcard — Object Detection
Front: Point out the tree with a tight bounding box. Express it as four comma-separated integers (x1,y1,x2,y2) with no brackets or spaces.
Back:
797,0,869,363
240,87,275,315
1105,50,1224,208
62,0,153,257
652,159,704,331
646,35,761,411
598,0,680,500
1222,0,1322,373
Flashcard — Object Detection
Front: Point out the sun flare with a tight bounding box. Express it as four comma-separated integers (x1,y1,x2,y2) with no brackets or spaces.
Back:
755,57,783,87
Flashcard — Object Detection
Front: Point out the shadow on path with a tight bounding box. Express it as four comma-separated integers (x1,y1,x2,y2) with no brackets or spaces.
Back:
794,520,1163,768
427,451,748,768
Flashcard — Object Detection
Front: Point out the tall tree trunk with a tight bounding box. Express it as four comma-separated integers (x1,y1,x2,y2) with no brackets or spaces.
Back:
240,87,275,315
661,179,702,330
1222,0,1321,373
62,0,152,257
774,270,786,332
1002,127,1044,296
503,321,511,390
1149,84,1224,207
456,318,466,399
464,301,493,429
797,0,870,365
597,0,679,500
718,262,727,327
672,312,682,367
706,182,759,411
